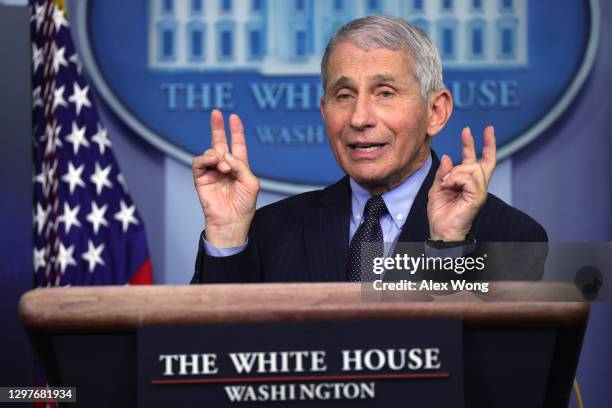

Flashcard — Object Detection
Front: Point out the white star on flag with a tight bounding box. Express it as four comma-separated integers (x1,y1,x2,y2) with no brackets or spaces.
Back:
34,164,48,194
52,85,68,111
56,242,77,274
68,83,91,115
69,52,83,75
33,247,46,272
114,200,140,232
32,86,43,108
86,202,109,234
52,45,68,74
90,162,113,195
58,202,81,233
91,125,112,155
34,203,49,235
32,2,45,32
81,240,105,273
65,121,89,154
36,161,57,196
32,44,43,73
47,159,58,181
61,162,86,194
116,173,128,192
43,124,63,155
52,4,69,33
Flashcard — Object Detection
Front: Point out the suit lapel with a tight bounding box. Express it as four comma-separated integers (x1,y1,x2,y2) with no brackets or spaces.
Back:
302,152,439,280
303,177,351,281
397,152,440,243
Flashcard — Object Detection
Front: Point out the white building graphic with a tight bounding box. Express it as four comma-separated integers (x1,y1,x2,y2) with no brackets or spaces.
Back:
148,0,527,73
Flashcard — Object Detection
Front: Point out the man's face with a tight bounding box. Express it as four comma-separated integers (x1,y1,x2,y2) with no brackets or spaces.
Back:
321,42,433,193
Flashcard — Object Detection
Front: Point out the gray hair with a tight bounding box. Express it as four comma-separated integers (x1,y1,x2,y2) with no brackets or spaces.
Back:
320,16,444,100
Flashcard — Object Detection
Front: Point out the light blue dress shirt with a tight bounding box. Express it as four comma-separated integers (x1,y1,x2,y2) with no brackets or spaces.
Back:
349,155,431,253
203,155,432,257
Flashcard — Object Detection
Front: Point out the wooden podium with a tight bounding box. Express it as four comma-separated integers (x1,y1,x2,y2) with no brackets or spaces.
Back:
20,283,588,407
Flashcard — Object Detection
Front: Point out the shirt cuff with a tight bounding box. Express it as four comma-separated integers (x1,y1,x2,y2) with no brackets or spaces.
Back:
202,233,248,257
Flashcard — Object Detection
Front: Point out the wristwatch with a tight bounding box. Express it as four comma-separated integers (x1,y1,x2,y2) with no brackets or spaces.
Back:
426,232,477,249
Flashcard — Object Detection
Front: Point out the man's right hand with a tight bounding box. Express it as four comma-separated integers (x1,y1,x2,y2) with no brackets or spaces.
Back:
192,109,260,248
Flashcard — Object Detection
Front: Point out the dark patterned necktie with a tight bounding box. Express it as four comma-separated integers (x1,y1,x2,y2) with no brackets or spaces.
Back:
347,195,388,282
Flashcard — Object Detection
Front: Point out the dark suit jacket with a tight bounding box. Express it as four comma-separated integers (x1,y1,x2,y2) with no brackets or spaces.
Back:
191,153,547,283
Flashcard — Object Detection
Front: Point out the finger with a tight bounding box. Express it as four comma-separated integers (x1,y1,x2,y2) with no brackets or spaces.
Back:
192,151,231,176
440,172,482,197
224,152,256,183
461,127,477,165
200,148,224,160
436,154,454,182
444,163,486,185
480,126,497,180
210,109,228,154
202,148,221,157
433,155,453,189
192,152,220,173
430,155,453,195
192,154,222,186
218,160,232,173
229,114,249,163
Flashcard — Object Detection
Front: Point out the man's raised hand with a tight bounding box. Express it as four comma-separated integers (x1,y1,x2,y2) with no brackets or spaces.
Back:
427,126,497,241
192,109,260,248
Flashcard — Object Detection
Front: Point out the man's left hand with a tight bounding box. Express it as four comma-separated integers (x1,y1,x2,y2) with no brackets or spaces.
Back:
427,126,497,241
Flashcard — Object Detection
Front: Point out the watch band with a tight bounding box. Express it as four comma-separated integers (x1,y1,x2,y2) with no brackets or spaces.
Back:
426,232,476,249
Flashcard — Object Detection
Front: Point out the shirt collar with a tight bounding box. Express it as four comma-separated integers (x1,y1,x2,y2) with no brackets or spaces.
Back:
349,153,432,229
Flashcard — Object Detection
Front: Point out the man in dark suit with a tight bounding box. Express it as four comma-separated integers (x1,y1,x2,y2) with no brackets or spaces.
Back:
190,16,546,284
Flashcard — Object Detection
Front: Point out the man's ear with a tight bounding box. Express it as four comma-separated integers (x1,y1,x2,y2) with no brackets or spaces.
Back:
320,97,326,122
426,89,453,137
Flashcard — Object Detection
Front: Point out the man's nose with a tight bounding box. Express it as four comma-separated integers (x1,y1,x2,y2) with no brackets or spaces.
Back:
350,96,376,130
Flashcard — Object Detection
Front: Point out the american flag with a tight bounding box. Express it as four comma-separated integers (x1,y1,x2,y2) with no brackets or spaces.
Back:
31,0,153,286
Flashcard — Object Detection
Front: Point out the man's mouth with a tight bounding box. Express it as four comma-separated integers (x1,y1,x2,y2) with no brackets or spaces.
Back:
348,143,386,152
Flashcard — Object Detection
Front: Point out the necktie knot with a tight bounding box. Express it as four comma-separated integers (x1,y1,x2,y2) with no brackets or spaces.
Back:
364,195,388,221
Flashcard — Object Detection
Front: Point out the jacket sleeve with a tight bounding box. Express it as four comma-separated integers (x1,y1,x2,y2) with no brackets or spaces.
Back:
190,231,263,283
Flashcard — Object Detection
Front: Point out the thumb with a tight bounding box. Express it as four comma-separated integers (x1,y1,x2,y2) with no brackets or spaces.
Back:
224,152,256,184
435,155,453,184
